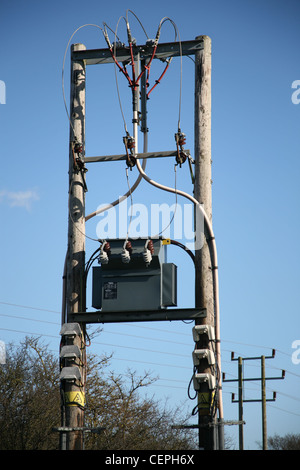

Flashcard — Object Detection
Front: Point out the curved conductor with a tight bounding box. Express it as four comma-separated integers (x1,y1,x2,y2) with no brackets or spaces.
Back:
85,152,147,222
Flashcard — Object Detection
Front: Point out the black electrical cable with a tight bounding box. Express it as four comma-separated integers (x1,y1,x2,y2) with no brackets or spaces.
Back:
168,239,195,264
187,366,198,400
85,246,101,274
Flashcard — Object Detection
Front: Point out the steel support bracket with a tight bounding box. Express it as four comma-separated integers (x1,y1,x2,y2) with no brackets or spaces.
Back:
69,307,206,324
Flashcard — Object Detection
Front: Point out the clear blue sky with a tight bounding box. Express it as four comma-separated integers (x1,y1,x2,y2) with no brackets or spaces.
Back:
0,0,299,450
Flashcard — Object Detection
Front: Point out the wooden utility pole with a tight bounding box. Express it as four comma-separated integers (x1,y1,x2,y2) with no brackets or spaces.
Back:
261,356,267,450
225,351,285,450
238,357,244,450
64,43,87,451
194,35,218,450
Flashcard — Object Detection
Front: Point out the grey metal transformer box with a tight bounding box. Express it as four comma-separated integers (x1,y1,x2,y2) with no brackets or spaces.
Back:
92,238,177,312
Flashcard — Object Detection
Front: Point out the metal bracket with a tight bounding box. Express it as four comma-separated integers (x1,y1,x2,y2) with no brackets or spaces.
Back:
84,149,190,164
172,420,246,429
71,38,205,66
52,426,105,434
69,307,206,324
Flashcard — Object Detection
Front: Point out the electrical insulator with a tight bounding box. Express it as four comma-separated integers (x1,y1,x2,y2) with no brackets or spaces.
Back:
176,151,187,166
143,239,154,265
121,248,131,263
123,135,136,168
143,249,152,265
99,241,110,265
175,130,186,147
146,38,155,47
99,251,109,265
147,239,154,254
112,41,125,49
103,29,112,49
123,135,135,150
74,142,83,154
126,21,132,43
178,133,186,146
125,241,132,254
175,130,188,167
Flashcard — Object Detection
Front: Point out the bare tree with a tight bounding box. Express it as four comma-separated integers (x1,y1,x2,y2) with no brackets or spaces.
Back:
0,337,197,450
268,433,300,450
0,337,60,449
84,354,197,450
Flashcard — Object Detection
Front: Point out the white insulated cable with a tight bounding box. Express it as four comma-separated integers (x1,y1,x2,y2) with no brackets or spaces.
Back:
85,157,146,222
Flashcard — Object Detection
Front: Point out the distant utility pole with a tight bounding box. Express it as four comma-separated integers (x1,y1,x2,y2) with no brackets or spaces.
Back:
223,350,285,450
61,43,87,451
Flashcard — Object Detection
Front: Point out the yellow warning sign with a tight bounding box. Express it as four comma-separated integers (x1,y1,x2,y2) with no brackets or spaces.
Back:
198,392,215,416
65,391,85,407
199,393,210,406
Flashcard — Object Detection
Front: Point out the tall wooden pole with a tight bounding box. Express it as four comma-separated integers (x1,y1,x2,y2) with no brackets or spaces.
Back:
261,356,267,450
65,43,87,451
194,35,217,449
238,357,244,450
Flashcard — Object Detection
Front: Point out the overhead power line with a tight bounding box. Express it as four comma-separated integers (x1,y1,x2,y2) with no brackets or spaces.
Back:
0,301,60,314
0,303,296,359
